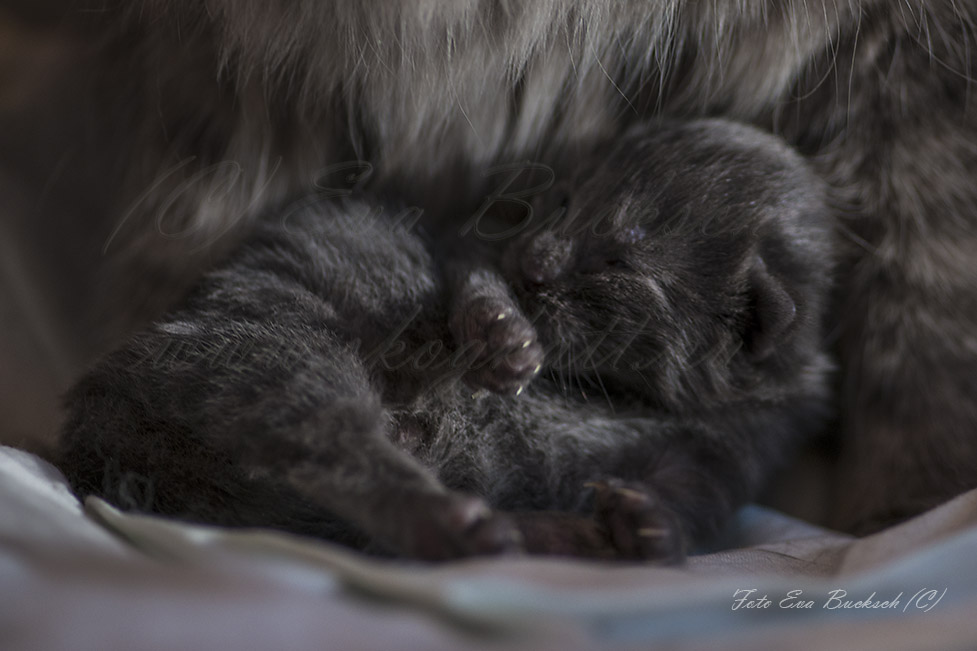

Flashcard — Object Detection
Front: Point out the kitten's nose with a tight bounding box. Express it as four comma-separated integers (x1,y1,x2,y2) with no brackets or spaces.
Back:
520,231,573,285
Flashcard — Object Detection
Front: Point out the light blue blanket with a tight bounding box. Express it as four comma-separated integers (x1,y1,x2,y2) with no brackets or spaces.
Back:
2,445,975,650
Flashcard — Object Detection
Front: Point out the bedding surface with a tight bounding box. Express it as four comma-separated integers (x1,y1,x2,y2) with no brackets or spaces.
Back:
2,445,977,650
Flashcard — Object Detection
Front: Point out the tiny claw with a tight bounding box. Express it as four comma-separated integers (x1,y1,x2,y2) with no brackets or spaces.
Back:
522,340,532,348
467,502,493,522
614,487,649,501
533,364,542,374
515,385,524,396
497,312,508,321
637,527,668,538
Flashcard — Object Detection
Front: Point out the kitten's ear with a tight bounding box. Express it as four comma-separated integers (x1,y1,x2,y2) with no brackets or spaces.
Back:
744,256,796,359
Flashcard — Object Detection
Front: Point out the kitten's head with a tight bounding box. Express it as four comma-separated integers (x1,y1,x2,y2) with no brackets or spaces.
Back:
501,119,834,410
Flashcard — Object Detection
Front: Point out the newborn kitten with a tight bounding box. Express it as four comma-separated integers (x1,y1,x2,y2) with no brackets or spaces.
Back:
58,119,833,561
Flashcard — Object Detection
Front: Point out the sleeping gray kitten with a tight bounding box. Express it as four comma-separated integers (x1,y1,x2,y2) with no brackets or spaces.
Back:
17,0,969,535
58,119,833,561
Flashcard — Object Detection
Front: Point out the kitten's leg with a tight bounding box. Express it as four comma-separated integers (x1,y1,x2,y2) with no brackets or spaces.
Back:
284,436,524,560
493,400,817,562
249,392,523,560
509,512,618,559
60,309,523,560
59,201,523,560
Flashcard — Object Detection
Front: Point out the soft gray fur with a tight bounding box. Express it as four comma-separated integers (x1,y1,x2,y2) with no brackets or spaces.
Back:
28,0,977,532
59,120,834,561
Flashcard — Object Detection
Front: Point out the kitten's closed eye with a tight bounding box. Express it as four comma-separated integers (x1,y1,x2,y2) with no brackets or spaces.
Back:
621,225,646,244
600,226,647,270
604,258,631,271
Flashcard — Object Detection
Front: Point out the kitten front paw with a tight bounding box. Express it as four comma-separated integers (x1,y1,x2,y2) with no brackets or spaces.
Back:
451,295,544,394
588,479,686,564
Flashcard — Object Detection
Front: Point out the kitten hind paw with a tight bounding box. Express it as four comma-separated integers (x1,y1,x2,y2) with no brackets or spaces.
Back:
587,479,686,564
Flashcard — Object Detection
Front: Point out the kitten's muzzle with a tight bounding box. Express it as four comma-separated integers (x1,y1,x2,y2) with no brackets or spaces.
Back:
516,230,574,286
